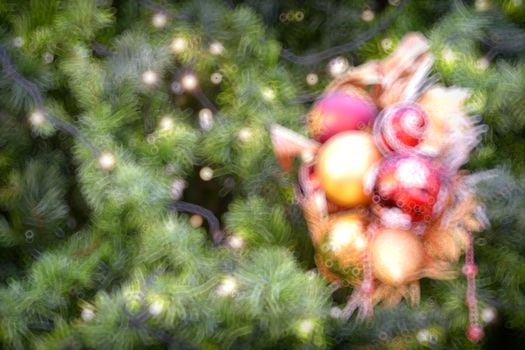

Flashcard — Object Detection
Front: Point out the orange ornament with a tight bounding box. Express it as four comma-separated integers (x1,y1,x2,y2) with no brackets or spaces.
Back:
316,131,380,207
371,228,424,285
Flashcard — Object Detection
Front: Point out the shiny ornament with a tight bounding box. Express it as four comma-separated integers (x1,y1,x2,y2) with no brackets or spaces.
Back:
374,103,429,154
308,90,377,143
372,154,444,224
316,131,381,207
371,228,424,285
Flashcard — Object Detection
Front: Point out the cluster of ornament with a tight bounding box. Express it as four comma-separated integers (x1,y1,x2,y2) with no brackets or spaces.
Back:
271,33,489,342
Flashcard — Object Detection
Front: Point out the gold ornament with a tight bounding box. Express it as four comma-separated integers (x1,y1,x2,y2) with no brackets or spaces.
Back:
316,131,380,207
371,228,424,286
324,213,368,269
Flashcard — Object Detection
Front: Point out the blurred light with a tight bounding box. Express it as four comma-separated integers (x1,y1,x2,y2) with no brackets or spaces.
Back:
13,37,24,48
29,110,46,126
181,73,198,91
98,152,115,170
190,214,203,228
301,150,315,164
159,116,175,131
237,127,252,142
199,108,213,130
43,52,54,64
227,235,244,249
329,306,343,319
209,41,225,55
329,219,367,252
416,329,432,343
81,308,95,321
361,9,375,22
306,73,318,86
210,72,223,84
477,57,489,71
148,300,164,316
216,276,238,296
442,47,456,63
152,12,168,28
170,37,187,53
297,319,315,336
381,38,393,51
482,306,496,323
199,167,213,181
475,0,491,11
262,87,275,101
388,0,400,5
142,70,159,85
170,178,186,199
328,57,349,77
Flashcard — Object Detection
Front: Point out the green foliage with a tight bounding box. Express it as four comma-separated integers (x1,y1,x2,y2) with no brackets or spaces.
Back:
0,0,524,348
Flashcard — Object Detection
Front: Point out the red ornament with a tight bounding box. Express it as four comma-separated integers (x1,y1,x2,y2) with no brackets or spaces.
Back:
371,154,445,225
373,103,429,154
308,90,377,143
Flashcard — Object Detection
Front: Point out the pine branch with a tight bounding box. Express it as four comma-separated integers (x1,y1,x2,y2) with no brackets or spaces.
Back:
0,45,100,156
279,0,409,66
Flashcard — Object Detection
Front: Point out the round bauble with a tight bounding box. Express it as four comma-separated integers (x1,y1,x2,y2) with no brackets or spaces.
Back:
308,90,377,143
372,154,444,224
374,103,429,154
371,228,424,285
316,131,381,207
324,213,368,269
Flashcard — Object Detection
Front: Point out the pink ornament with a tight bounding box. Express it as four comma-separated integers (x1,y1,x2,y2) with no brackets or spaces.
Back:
371,154,445,224
466,324,484,343
308,90,377,143
373,103,429,154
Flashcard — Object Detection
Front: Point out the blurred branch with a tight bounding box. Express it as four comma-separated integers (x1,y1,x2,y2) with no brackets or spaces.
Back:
280,0,409,66
0,45,100,156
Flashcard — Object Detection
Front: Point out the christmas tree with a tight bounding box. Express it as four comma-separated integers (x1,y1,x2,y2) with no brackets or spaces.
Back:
1,0,524,348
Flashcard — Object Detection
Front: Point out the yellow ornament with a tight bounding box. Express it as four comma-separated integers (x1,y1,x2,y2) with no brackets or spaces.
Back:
325,213,368,269
316,131,380,207
371,228,424,286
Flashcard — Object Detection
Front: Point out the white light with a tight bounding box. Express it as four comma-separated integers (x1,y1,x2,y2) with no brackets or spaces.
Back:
227,235,244,249
199,108,214,130
13,37,24,48
210,72,223,84
329,219,367,252
152,12,168,28
306,73,318,85
262,88,275,101
209,41,225,55
148,301,164,316
98,152,115,170
199,167,214,181
328,57,349,77
43,52,54,64
442,48,456,63
29,110,46,126
170,37,187,53
416,329,431,343
381,38,393,51
142,70,159,85
181,74,198,91
190,214,203,228
297,319,315,336
330,307,343,319
216,276,237,296
477,58,489,71
81,308,95,321
159,116,174,131
237,127,252,142
170,179,186,199
475,0,491,11
482,306,496,323
361,9,375,22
